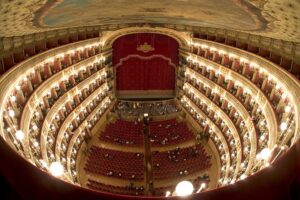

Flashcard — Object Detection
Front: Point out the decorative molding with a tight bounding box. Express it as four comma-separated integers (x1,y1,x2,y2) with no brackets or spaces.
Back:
115,54,177,69
101,26,191,49
1,23,299,64
116,90,175,99
136,42,155,53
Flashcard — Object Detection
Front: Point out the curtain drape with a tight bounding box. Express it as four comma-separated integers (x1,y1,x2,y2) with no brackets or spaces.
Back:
113,33,179,91
116,57,175,90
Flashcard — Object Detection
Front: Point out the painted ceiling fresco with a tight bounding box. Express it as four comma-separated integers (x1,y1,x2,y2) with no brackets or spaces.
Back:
0,0,299,42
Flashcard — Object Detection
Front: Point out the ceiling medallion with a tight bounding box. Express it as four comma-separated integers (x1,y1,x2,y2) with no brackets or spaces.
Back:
137,42,155,53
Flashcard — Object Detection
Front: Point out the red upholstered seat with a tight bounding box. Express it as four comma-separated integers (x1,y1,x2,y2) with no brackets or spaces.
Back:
99,120,144,146
149,119,195,146
84,146,144,181
152,144,211,180
87,179,144,196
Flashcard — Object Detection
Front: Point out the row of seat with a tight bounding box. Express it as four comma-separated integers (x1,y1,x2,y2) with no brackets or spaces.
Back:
151,144,211,180
84,146,144,180
99,119,195,147
149,119,195,146
99,120,144,146
87,179,144,196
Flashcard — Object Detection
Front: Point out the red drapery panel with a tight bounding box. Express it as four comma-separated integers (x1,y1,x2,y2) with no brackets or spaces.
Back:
113,33,178,91
116,58,175,90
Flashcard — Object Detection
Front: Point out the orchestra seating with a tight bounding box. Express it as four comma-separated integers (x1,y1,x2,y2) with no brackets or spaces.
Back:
152,144,211,180
99,120,144,146
87,179,144,196
84,146,144,180
99,118,195,147
149,119,195,146
87,174,209,196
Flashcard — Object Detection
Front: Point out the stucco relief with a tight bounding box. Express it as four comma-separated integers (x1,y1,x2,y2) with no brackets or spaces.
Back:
0,0,299,42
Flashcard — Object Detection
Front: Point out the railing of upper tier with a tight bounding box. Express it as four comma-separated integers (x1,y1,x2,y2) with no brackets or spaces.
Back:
179,96,231,181
191,34,300,72
1,33,100,73
0,38,110,158
178,39,300,185
3,42,110,159
187,39,300,146
181,53,278,148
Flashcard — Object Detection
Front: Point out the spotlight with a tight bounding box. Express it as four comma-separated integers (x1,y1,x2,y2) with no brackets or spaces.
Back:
175,181,194,196
280,122,288,131
39,159,48,168
11,96,16,102
33,141,39,147
8,110,15,117
15,130,24,141
282,93,288,99
241,162,245,168
240,174,247,180
284,106,291,113
165,191,171,197
265,162,270,167
143,113,150,124
49,162,64,177
256,153,261,160
260,148,271,160
196,182,207,193
32,125,38,131
201,183,207,188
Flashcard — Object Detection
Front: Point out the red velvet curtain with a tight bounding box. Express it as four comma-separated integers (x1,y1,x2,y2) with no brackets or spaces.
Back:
116,58,175,90
113,33,178,91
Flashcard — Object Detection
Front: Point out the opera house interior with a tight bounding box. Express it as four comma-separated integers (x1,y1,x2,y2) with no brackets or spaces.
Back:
0,0,300,199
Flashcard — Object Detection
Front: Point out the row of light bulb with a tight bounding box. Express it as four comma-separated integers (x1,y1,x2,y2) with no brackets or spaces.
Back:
15,129,80,178
44,42,101,63
186,43,292,103
180,89,268,181
184,58,294,145
187,41,295,117
180,96,231,180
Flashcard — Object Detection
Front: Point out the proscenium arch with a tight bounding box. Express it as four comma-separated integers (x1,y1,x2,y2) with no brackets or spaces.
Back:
101,26,191,50
109,30,183,98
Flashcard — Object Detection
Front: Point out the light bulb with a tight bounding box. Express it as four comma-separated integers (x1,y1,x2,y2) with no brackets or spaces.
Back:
280,122,288,131
175,181,194,196
16,130,24,141
240,174,247,180
260,148,271,160
8,110,15,117
165,191,171,197
49,162,64,177
284,106,291,113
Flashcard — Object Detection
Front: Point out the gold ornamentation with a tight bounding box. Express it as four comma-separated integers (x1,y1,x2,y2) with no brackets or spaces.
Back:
136,42,155,53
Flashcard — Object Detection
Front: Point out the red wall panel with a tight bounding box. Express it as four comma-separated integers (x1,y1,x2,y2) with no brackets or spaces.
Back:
113,33,178,91
3,55,14,71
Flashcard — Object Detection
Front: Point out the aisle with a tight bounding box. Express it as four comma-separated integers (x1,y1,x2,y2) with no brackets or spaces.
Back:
142,115,154,195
